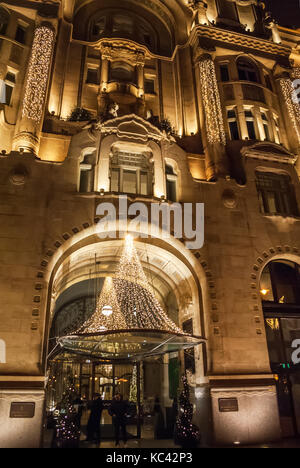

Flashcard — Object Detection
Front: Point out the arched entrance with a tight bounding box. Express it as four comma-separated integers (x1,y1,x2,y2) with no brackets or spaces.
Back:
260,258,300,438
43,229,208,446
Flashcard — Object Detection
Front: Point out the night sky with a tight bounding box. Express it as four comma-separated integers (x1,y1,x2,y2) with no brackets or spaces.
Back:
265,0,300,29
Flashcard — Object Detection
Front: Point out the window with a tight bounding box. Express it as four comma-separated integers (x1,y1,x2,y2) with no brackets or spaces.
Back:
110,150,153,196
237,58,260,83
273,114,281,144
220,64,230,82
0,7,9,35
112,15,134,35
15,25,26,44
216,0,239,22
261,261,300,305
165,164,177,202
86,68,99,84
261,111,270,141
139,24,153,49
79,155,95,193
144,78,155,95
92,17,106,37
227,108,240,140
244,109,256,139
256,171,299,217
261,260,300,435
4,71,15,106
110,61,136,84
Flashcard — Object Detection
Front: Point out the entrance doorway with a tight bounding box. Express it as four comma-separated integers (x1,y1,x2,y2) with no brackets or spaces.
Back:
261,260,300,437
46,359,146,441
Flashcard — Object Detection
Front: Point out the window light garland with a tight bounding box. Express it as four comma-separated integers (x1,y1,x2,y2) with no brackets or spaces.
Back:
279,78,300,144
198,57,226,146
22,25,55,123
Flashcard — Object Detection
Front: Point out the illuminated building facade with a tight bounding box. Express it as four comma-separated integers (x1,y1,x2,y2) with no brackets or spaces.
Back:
0,0,300,447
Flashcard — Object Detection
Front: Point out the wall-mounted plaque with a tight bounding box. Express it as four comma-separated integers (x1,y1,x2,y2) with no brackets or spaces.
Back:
218,398,239,413
10,402,35,418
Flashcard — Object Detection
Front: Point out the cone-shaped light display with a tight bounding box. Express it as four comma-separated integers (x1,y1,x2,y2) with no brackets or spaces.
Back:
57,235,205,361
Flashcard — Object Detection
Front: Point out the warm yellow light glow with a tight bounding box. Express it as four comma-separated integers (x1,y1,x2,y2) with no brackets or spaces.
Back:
22,25,55,123
280,78,300,144
198,57,226,145
101,305,113,317
260,289,270,296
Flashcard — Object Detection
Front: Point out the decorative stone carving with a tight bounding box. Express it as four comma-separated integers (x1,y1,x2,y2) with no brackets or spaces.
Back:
9,165,29,186
222,189,237,209
108,102,119,118
98,40,148,66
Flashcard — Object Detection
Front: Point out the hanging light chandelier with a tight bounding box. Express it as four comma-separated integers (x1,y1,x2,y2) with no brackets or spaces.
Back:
55,236,206,361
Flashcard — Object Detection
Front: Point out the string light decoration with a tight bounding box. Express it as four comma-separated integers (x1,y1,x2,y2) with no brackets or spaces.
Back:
129,363,144,404
174,375,200,448
77,235,184,335
76,277,127,333
22,25,55,123
57,235,205,360
292,68,300,80
55,378,81,448
198,56,226,146
279,78,300,144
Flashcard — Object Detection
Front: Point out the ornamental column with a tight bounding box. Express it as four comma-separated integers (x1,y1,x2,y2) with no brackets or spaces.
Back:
136,55,146,117
13,22,56,154
98,47,110,114
195,54,229,181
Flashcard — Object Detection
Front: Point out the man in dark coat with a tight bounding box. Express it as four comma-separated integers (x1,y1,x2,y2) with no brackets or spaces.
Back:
86,394,103,444
109,393,129,447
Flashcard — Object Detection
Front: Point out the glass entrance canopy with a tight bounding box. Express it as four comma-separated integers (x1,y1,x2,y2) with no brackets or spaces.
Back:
56,329,205,362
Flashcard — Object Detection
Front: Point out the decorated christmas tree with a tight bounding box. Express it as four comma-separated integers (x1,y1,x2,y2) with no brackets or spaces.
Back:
55,379,81,448
129,363,144,404
174,375,200,448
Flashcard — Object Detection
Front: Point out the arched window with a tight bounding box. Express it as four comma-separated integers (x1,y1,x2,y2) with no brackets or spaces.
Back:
110,61,136,84
0,7,9,35
261,261,300,305
79,154,95,193
165,164,177,202
237,58,260,83
261,260,300,437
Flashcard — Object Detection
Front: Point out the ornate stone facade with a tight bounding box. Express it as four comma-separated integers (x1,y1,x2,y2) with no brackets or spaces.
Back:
0,0,300,447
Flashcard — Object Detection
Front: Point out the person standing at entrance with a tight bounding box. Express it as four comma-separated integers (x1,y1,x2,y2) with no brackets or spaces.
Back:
109,393,129,447
86,394,103,444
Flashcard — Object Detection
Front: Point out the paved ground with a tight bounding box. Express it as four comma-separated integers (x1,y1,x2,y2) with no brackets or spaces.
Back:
44,428,300,448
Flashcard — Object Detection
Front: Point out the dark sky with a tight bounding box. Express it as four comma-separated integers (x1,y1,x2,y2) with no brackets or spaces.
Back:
265,0,300,29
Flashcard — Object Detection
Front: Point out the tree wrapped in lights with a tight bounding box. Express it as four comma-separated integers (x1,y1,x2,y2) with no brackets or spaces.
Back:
129,363,144,404
55,379,81,448
174,375,200,448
